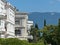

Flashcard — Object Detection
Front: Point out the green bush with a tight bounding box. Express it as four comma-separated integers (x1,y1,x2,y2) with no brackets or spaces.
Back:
0,38,44,45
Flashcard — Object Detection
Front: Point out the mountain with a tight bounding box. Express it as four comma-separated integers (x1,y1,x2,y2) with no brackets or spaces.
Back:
28,12,60,29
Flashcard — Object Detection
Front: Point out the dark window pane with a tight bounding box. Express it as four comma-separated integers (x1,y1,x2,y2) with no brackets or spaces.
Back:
15,30,21,36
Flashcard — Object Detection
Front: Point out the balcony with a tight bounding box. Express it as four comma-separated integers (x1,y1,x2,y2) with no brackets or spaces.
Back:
15,15,26,19
0,10,7,19
0,28,6,34
16,35,33,40
15,24,25,28
0,15,7,19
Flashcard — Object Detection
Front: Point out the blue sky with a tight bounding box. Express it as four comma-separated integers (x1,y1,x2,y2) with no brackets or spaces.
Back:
7,0,60,12
7,0,60,28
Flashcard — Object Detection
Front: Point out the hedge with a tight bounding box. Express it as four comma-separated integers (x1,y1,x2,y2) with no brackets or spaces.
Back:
0,38,44,45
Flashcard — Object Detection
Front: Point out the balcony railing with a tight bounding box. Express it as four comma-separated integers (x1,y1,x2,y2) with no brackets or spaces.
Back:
0,10,7,19
0,15,7,19
15,24,25,28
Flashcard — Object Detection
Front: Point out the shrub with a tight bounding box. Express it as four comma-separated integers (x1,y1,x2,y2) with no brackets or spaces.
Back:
0,38,45,45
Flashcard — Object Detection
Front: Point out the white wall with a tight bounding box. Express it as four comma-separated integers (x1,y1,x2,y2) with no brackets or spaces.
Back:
7,8,15,24
0,20,5,31
6,6,15,37
0,0,15,38
27,21,33,30
0,0,5,14
7,23,15,36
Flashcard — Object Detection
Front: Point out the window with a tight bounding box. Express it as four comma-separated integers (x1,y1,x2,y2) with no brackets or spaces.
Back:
22,19,25,26
20,19,25,26
15,30,21,36
0,20,1,25
20,19,22,26
15,19,25,26
15,19,20,24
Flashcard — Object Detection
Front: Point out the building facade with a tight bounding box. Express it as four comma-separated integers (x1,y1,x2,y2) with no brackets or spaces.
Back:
27,21,33,31
15,11,28,40
0,0,33,40
0,0,15,38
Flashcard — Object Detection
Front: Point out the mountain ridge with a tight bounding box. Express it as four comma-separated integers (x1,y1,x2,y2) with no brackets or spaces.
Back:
28,12,60,28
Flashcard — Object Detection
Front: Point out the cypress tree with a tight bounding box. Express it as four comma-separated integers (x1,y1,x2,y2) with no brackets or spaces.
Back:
44,19,46,26
58,19,60,28
35,23,39,29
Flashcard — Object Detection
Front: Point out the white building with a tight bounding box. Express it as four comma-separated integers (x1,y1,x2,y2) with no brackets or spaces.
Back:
0,0,15,38
27,21,33,39
27,21,33,30
0,0,33,40
15,11,28,40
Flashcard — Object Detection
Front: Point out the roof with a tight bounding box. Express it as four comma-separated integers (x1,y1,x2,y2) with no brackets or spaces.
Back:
15,11,28,15
5,2,16,11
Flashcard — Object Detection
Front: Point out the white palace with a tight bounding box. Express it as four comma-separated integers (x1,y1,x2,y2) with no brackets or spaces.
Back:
0,0,33,40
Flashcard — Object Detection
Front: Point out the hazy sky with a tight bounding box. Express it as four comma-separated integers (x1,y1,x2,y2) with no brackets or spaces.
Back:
8,0,60,12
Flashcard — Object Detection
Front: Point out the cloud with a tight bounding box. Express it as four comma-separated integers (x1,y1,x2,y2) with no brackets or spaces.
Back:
51,13,55,15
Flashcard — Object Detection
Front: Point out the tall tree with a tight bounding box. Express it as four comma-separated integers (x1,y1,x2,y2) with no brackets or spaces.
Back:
35,23,39,29
44,19,46,26
58,19,60,27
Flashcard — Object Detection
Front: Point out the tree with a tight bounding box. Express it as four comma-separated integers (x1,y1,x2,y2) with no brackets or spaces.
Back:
44,19,46,26
58,19,60,27
41,25,57,45
35,23,39,29
30,24,40,43
35,23,40,40
55,19,60,45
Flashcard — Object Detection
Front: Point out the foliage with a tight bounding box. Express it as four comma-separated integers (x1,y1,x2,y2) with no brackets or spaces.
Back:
39,19,60,45
30,24,40,43
0,38,28,45
0,38,45,45
29,19,60,45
